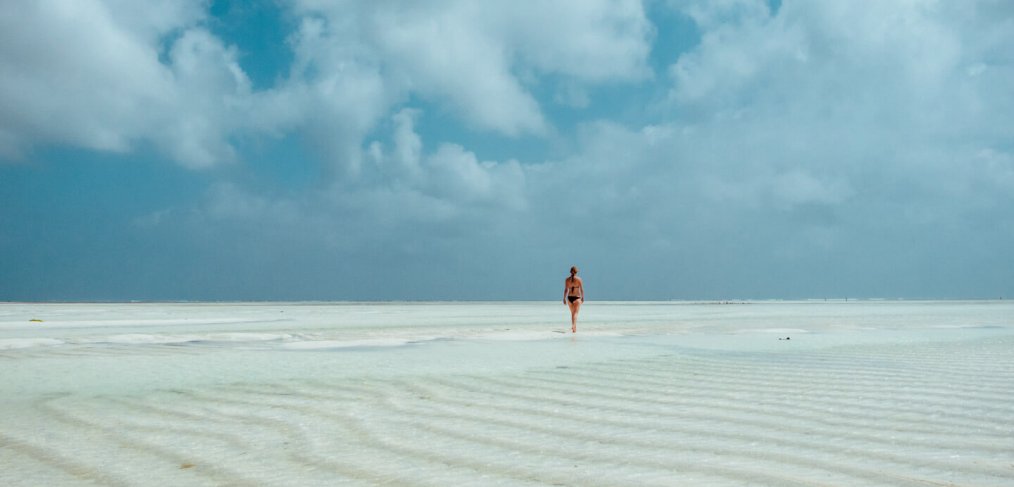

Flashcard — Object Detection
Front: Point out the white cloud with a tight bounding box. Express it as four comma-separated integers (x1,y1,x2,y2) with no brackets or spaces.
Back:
498,0,1014,296
382,108,425,181
500,0,653,81
288,0,652,137
666,0,1013,126
6,0,1014,299
157,28,251,168
665,0,1014,200
1,0,653,170
366,108,527,210
175,105,530,262
0,0,179,155
425,144,492,202
280,16,399,177
100,0,206,43
365,3,548,136
0,0,285,167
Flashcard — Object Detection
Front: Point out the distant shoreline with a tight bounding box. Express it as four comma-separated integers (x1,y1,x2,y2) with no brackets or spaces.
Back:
1,298,1006,305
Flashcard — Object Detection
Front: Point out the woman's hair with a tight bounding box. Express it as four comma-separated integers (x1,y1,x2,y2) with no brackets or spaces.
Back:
570,266,578,277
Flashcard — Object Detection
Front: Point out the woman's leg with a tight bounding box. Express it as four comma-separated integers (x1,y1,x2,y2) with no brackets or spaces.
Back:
569,299,582,332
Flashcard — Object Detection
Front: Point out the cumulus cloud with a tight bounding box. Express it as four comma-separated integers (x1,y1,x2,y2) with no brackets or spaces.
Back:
666,0,1014,208
286,0,653,146
365,108,527,211
669,0,1014,126
1,0,654,174
158,28,250,168
171,107,528,258
0,0,285,167
0,0,180,156
440,0,1013,297
648,0,1014,296
5,0,1014,299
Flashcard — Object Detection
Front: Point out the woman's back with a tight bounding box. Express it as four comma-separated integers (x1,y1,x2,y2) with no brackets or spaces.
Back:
566,276,583,295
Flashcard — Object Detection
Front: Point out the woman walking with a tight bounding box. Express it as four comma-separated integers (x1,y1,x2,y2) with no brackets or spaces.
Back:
563,266,584,333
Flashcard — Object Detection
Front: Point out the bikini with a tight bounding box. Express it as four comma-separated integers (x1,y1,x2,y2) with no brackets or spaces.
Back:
567,280,582,303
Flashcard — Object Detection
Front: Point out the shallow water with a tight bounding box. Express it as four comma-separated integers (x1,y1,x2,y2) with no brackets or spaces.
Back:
1,301,1013,486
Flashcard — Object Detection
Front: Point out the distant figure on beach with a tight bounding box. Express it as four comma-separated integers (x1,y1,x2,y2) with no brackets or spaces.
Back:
563,266,584,333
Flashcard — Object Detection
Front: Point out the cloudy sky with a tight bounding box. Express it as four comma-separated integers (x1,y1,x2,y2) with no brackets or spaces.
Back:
1,0,1012,301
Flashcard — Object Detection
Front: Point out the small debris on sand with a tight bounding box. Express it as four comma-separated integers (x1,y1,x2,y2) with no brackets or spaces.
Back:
180,463,195,469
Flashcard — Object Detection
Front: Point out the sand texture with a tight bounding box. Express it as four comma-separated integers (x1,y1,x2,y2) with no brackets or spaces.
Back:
1,301,1012,486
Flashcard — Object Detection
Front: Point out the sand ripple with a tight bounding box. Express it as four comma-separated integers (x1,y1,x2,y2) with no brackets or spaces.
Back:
2,338,1013,486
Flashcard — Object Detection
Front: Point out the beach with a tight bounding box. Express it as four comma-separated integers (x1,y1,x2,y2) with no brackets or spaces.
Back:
1,301,1012,486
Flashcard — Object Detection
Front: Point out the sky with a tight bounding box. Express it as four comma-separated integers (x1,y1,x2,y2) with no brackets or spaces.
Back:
1,0,1013,301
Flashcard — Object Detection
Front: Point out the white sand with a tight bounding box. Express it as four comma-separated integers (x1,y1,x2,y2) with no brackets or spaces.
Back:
1,301,1012,486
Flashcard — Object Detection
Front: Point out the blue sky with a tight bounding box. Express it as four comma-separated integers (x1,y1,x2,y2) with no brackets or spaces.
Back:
2,0,1013,301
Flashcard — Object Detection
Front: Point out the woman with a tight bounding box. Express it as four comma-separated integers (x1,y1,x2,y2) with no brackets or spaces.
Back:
563,266,584,333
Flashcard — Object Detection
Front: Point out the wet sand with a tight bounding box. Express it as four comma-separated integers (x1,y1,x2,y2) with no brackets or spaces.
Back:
2,301,1012,486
